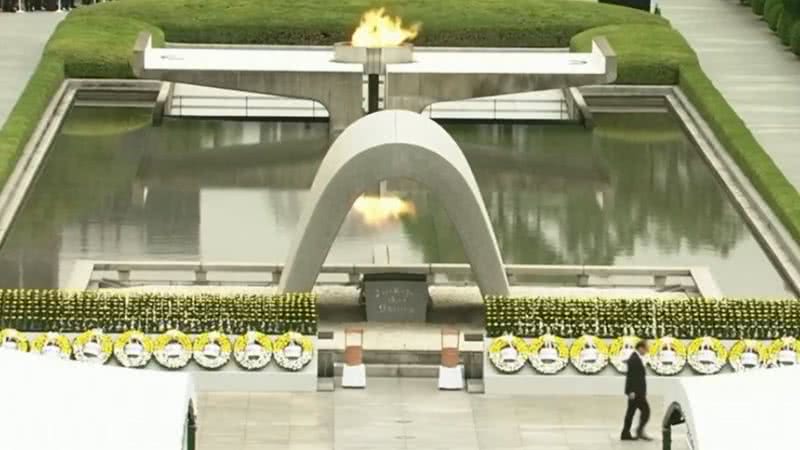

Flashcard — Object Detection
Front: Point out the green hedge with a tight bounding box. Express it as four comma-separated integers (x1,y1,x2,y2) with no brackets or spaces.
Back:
71,0,665,47
570,24,697,84
753,0,767,15
485,296,800,340
0,290,318,335
766,0,784,31
679,65,800,242
792,21,800,53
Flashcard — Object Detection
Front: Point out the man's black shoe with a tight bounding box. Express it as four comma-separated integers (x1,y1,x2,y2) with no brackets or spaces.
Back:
620,434,637,441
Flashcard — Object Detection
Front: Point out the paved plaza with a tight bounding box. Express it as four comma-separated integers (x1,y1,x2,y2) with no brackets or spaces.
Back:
197,378,688,450
662,0,800,191
0,13,63,127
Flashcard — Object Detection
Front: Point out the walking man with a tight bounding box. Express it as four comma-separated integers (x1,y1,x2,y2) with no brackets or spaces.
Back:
621,339,652,441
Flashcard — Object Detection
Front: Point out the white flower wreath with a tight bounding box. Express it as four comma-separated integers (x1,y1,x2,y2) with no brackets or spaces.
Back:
32,332,71,360
728,339,767,372
569,335,609,374
273,332,313,371
687,336,727,375
648,337,687,376
488,335,528,374
114,330,154,368
528,334,569,375
767,337,800,367
609,336,641,374
233,331,273,370
154,330,193,369
73,328,113,364
193,332,232,370
0,328,29,352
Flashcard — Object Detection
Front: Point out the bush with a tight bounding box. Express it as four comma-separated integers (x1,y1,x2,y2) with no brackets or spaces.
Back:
72,0,665,48
752,0,766,15
0,290,318,334
485,296,800,340
778,10,798,44
766,0,784,31
792,20,800,54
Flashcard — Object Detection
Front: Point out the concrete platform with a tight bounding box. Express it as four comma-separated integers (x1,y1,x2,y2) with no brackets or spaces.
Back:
196,378,689,450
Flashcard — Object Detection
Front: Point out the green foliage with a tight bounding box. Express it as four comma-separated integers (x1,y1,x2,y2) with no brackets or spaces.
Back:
0,290,318,335
485,296,800,340
778,10,798,45
766,0,784,31
679,65,800,243
791,20,800,54
752,0,767,15
570,24,696,84
71,0,665,47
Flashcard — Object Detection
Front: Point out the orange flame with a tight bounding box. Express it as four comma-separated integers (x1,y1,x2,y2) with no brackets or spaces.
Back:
352,195,416,226
351,8,420,48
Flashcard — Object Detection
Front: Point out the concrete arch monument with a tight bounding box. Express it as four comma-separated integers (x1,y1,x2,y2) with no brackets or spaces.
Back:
279,110,510,296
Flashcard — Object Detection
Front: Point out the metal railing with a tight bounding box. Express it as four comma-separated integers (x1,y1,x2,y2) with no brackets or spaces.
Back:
169,93,571,121
66,260,721,297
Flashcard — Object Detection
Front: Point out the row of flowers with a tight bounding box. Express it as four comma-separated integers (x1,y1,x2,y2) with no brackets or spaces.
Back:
0,328,315,372
488,334,800,376
0,290,317,335
485,296,800,340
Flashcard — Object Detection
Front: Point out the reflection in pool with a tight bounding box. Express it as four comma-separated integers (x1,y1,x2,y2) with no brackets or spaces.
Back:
0,108,791,296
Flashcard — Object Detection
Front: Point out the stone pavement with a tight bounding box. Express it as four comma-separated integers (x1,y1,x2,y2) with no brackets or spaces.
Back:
662,0,800,191
0,12,64,128
197,378,689,450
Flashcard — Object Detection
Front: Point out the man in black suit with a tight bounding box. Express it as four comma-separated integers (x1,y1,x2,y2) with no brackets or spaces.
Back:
621,340,652,441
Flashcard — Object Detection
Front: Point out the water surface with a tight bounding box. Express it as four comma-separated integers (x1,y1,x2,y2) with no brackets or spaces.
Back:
0,108,790,296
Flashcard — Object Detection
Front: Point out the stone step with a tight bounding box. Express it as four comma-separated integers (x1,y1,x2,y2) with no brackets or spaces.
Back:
333,362,440,378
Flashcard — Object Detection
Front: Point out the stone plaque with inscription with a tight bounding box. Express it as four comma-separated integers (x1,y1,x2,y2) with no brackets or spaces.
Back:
363,273,430,322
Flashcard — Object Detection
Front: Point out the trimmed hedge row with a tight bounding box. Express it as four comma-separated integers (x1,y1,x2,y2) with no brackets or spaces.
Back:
0,290,318,335
485,297,800,340
752,0,800,56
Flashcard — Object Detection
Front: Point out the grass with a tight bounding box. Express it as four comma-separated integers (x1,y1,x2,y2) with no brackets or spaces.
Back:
1,0,799,247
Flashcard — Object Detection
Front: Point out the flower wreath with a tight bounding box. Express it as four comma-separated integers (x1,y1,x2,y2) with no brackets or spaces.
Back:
273,332,313,371
73,328,113,364
32,332,71,360
154,329,193,369
728,339,767,372
233,331,273,370
767,336,800,367
648,337,687,376
528,334,569,374
114,330,154,368
488,335,529,374
609,336,641,374
193,332,232,370
687,336,727,375
569,335,609,374
0,328,29,352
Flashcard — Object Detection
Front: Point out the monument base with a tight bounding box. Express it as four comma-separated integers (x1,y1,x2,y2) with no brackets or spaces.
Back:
362,273,431,322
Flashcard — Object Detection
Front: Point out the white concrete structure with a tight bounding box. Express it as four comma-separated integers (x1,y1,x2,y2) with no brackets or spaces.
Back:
0,350,197,450
132,33,615,133
663,366,800,450
278,110,510,296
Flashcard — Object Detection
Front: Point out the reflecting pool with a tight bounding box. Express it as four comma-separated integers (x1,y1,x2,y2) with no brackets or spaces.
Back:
0,107,790,296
